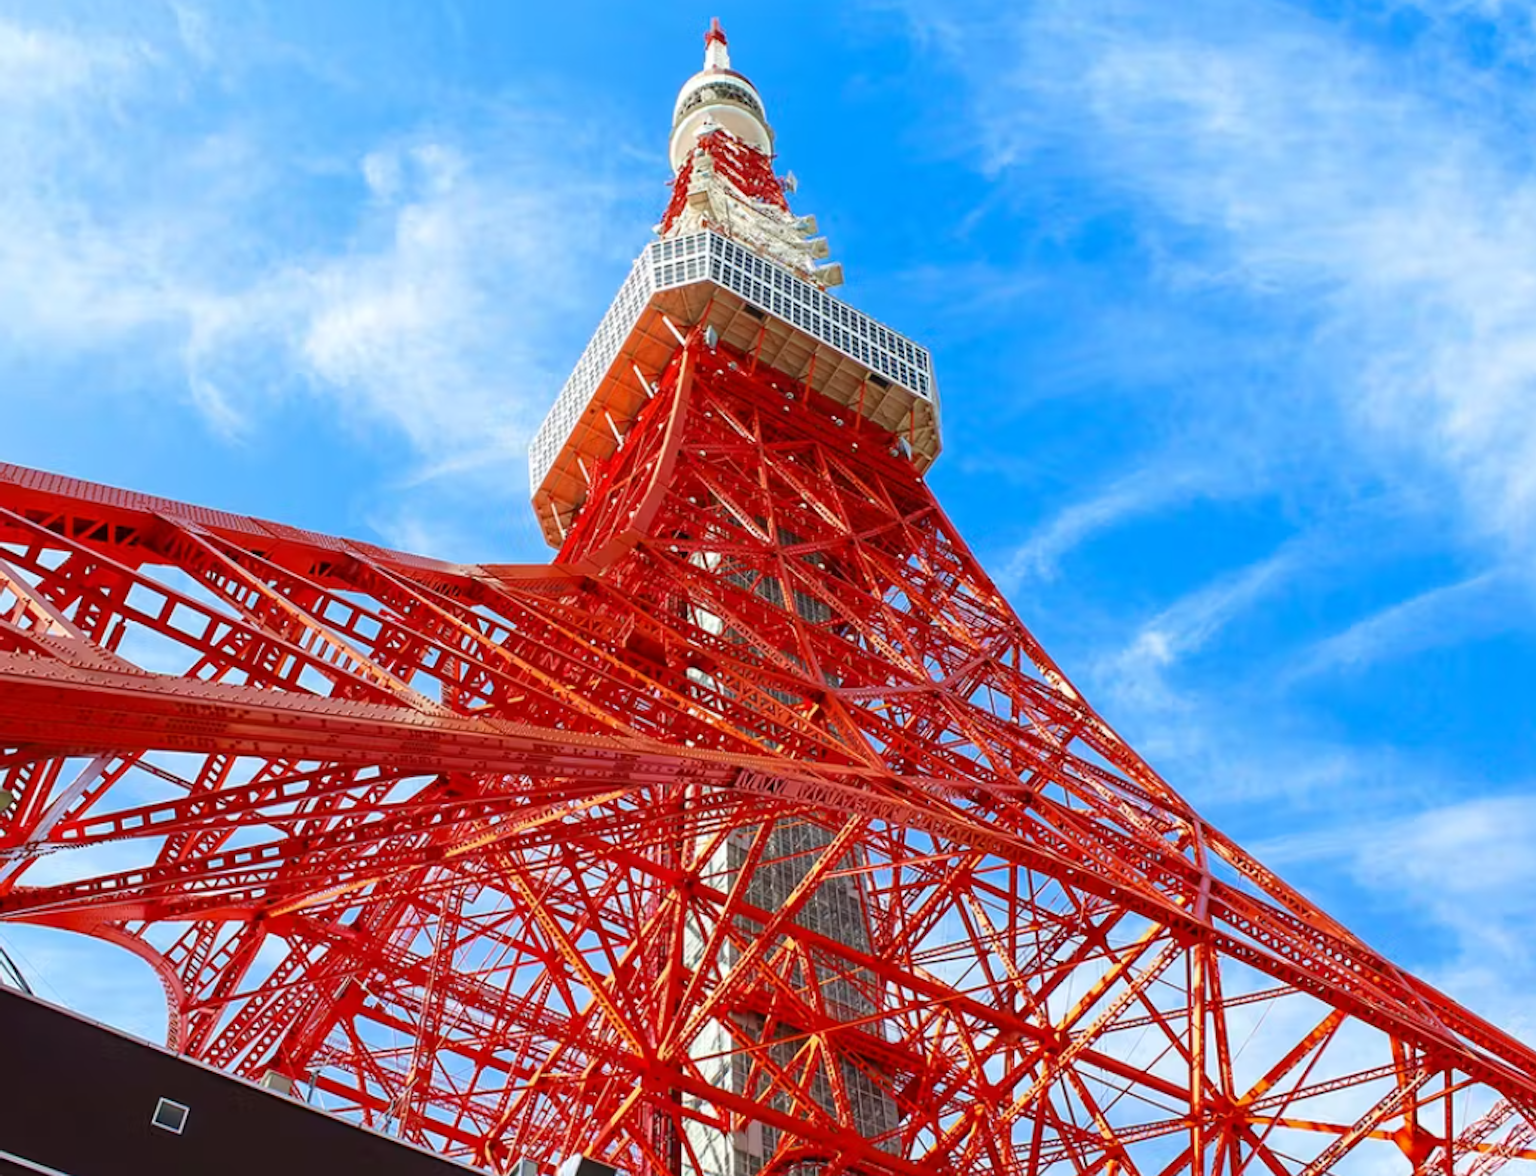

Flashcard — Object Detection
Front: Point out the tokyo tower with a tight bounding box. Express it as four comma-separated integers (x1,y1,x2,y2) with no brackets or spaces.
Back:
3,17,1536,1176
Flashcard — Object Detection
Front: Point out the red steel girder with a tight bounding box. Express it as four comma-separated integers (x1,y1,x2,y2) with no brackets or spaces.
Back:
2,338,1536,1176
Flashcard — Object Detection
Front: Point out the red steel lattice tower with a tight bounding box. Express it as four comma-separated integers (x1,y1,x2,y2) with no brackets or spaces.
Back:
2,20,1536,1176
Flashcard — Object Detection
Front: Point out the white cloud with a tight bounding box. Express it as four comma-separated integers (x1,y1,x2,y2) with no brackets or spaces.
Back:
1261,794,1536,909
999,463,1221,586
1099,530,1322,703
282,138,636,464
1119,552,1285,671
0,12,650,494
361,148,403,202
1289,567,1527,679
1357,797,1536,926
0,19,140,104
1258,793,1536,1037
918,0,1536,562
1074,515,1454,810
1070,532,1390,808
169,2,214,66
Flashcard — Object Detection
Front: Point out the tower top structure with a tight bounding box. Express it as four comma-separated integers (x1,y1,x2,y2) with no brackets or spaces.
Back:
528,19,942,546
668,19,772,171
658,18,832,287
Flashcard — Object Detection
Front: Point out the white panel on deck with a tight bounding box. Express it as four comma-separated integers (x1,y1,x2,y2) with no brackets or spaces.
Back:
529,230,941,548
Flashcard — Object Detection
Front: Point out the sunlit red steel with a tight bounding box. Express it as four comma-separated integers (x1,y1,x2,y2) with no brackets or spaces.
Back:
661,129,791,236
2,332,1536,1175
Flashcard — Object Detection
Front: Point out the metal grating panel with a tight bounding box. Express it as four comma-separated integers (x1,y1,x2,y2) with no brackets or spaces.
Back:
528,231,938,497
526,254,656,497
703,234,934,401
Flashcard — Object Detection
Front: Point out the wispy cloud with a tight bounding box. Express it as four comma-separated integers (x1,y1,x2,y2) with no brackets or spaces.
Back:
1258,792,1536,1036
908,0,1536,562
1289,568,1528,680
999,463,1227,586
1096,524,1345,714
0,10,650,492
1076,528,1398,810
1111,546,1296,681
0,19,143,103
209,133,643,466
1072,511,1466,813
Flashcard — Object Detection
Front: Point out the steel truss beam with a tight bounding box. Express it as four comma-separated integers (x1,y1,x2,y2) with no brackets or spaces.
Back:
1,341,1535,1176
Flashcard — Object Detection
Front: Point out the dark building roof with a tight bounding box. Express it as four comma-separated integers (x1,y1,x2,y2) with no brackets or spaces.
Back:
0,986,483,1176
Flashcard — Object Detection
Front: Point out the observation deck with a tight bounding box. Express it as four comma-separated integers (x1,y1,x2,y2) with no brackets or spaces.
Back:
529,229,941,547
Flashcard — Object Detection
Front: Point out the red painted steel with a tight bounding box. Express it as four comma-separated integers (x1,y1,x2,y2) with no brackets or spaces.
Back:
2,342,1536,1176
661,128,790,236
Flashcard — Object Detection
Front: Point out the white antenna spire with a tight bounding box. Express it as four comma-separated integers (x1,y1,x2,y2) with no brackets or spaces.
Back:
703,17,730,71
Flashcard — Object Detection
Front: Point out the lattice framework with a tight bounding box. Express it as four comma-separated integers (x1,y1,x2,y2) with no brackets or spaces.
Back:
2,334,1536,1176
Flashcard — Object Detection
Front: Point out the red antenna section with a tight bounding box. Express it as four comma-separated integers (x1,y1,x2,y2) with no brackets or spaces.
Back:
705,16,728,50
660,127,789,235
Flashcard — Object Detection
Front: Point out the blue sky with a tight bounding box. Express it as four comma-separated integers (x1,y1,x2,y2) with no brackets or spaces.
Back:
1,0,1534,1049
